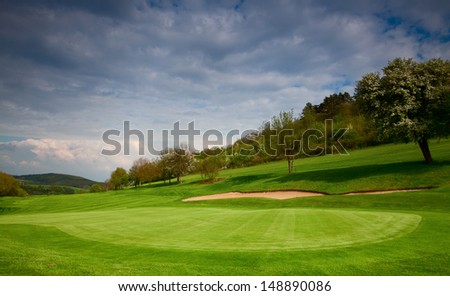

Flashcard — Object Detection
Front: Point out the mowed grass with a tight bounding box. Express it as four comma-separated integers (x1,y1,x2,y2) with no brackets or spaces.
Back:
1,208,421,251
0,140,449,275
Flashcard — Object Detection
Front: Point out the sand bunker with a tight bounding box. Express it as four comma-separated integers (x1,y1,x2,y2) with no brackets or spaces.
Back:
343,189,423,195
183,191,323,202
183,189,425,202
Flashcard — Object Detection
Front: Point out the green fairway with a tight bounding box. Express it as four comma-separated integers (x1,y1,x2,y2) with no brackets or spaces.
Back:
0,208,421,251
0,140,449,275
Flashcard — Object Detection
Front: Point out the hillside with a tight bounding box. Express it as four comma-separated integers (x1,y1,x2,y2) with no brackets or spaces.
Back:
14,173,97,189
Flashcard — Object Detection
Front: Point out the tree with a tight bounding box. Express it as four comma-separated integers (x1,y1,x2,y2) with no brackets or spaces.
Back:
160,146,194,184
158,154,175,184
262,109,300,173
109,167,129,190
300,102,318,129
355,58,450,163
196,154,226,181
315,92,353,119
0,172,28,197
129,158,160,186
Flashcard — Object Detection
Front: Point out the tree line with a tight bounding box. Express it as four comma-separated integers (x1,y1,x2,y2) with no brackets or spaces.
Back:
106,146,197,190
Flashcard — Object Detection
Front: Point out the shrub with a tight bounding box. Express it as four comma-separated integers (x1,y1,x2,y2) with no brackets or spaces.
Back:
0,172,28,197
196,155,226,181
89,183,106,193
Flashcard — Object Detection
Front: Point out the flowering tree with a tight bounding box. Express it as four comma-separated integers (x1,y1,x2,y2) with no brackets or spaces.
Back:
355,58,450,163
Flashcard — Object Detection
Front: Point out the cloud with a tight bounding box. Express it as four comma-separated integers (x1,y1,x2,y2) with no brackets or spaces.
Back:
0,138,145,181
15,139,78,161
0,0,449,180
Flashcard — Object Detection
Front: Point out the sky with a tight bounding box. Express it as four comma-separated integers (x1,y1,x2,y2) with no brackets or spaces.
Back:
0,0,449,181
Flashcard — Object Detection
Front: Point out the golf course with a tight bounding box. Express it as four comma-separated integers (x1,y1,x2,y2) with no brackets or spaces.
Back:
1,140,449,275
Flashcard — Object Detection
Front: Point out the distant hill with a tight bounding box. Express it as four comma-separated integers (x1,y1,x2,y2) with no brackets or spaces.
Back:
15,173,97,189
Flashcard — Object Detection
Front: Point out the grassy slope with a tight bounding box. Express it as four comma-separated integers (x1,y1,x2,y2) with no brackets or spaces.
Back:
0,140,449,275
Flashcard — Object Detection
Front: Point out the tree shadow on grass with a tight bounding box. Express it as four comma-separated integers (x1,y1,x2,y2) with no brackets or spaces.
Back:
224,174,276,186
271,160,450,184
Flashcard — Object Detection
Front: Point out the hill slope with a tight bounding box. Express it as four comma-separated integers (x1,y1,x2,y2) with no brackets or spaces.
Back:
15,173,97,189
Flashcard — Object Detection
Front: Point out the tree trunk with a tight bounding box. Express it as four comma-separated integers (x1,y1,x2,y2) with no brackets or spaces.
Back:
287,157,294,174
418,139,433,163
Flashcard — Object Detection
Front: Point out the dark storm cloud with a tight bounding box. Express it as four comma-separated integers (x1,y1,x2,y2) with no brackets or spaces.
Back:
1,0,137,20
